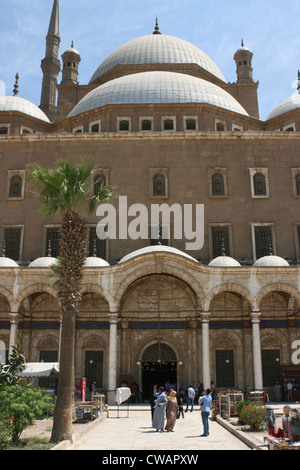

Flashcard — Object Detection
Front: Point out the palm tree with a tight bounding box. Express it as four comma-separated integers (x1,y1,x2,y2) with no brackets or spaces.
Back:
28,159,114,443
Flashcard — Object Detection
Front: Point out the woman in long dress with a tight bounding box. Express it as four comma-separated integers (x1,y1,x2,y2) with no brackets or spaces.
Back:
165,391,179,432
152,387,167,432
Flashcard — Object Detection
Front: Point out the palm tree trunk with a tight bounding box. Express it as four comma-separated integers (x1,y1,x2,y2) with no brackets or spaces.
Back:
51,209,88,443
51,308,76,442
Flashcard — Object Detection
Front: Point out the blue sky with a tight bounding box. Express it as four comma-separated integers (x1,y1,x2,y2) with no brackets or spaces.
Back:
0,0,299,120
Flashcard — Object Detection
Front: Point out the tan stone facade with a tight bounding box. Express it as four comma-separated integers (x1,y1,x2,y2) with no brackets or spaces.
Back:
1,2,300,401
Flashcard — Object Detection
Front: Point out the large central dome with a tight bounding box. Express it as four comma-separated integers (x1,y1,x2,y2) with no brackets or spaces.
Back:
69,71,248,118
89,34,226,84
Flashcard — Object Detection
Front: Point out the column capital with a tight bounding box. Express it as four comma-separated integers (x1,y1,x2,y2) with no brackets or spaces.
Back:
251,311,261,323
109,312,119,323
201,311,211,323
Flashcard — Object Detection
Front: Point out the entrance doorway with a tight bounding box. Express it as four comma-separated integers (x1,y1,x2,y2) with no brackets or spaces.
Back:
141,344,177,399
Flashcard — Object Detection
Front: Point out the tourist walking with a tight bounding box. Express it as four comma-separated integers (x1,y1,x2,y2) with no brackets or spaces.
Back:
185,385,195,412
152,386,167,432
165,391,179,432
199,388,212,437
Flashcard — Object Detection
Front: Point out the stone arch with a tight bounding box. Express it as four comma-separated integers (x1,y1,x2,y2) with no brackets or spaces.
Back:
15,284,58,312
81,283,116,313
204,283,256,313
256,283,300,313
0,286,15,312
116,262,204,312
120,273,198,319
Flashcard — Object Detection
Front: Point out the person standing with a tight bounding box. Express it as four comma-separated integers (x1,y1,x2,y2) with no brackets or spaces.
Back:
149,384,158,421
274,382,281,402
199,388,212,437
152,386,167,432
165,391,179,432
287,381,294,402
185,385,195,412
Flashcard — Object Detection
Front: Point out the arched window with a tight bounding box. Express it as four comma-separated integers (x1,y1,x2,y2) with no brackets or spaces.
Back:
94,175,106,196
0,127,8,135
296,174,300,196
9,175,22,198
164,119,174,131
91,123,100,133
142,120,152,131
212,173,225,196
186,119,196,130
119,120,130,131
253,173,267,196
216,123,225,132
153,174,166,197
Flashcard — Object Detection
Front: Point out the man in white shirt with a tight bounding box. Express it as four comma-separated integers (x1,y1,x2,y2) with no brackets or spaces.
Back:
185,385,195,412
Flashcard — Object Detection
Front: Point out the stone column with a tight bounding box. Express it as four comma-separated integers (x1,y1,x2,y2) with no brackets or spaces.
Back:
107,313,118,405
9,313,19,357
201,312,211,390
251,311,263,390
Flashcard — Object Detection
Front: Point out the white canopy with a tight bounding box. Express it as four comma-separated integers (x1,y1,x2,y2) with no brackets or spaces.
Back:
20,362,59,378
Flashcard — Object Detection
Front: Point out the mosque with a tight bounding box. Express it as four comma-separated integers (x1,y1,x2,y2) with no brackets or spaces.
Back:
0,0,300,403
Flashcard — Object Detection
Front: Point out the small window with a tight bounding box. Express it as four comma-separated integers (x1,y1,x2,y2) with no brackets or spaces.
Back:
119,120,130,131
164,119,174,131
285,127,294,132
0,127,8,135
186,119,196,130
91,124,100,133
212,173,225,196
150,224,169,247
9,175,22,198
94,174,106,196
212,227,230,258
4,228,21,261
216,123,225,132
254,226,273,259
253,173,267,196
153,174,166,197
296,174,300,196
89,227,106,259
46,228,61,258
142,120,152,131
75,129,83,134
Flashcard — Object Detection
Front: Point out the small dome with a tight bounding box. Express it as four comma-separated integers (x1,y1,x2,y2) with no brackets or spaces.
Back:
0,257,19,268
63,46,80,56
118,245,198,264
253,255,290,267
28,257,58,268
0,96,50,123
69,71,248,118
267,94,300,120
209,256,241,267
90,34,226,84
84,257,110,267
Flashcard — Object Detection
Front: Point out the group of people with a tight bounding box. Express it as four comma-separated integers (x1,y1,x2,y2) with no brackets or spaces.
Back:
274,380,295,403
150,383,213,437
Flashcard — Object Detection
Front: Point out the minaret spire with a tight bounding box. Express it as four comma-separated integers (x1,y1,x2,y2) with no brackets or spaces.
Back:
40,0,61,122
297,70,300,94
153,18,161,35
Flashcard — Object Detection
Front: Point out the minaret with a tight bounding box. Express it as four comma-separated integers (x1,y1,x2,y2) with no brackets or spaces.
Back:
234,40,254,83
61,41,81,85
230,40,259,119
40,0,61,122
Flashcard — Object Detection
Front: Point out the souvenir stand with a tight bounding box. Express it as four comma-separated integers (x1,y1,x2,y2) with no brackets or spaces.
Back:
219,392,244,418
264,408,300,451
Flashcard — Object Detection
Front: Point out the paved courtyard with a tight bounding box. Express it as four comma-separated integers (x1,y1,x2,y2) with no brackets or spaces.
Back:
67,405,250,451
